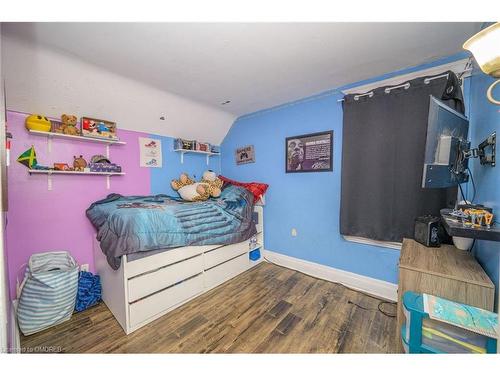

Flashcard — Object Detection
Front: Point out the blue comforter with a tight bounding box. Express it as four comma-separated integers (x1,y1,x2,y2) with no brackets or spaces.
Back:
86,185,257,269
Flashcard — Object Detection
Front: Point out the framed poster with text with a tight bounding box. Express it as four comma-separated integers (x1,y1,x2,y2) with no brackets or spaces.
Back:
285,130,333,173
235,145,255,165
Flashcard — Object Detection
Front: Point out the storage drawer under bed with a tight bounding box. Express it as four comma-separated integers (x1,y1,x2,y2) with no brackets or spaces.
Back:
128,273,204,328
126,245,213,278
128,254,204,302
204,253,249,290
204,241,248,270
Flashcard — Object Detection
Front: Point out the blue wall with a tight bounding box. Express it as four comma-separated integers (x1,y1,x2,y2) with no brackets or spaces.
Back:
222,92,400,283
221,54,469,284
150,135,221,196
468,68,500,296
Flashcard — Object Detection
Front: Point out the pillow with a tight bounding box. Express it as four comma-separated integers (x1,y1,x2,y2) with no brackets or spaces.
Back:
219,175,269,202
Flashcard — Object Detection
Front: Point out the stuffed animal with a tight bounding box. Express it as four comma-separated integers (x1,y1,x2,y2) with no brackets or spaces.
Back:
171,171,223,202
73,155,87,172
201,170,223,198
56,114,80,136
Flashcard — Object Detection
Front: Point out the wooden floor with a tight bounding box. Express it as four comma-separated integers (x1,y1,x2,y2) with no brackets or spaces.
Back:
20,262,399,353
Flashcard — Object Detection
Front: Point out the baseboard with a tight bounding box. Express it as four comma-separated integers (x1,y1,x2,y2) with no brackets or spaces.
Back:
263,250,398,302
10,300,20,353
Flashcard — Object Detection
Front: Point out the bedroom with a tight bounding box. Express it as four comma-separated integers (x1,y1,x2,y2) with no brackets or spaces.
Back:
0,1,500,372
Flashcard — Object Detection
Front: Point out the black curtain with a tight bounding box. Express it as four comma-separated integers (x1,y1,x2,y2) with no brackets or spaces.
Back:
340,71,464,242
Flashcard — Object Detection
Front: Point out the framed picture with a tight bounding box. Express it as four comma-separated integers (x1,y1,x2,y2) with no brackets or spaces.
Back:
81,117,118,140
235,145,255,165
286,130,333,173
139,137,162,168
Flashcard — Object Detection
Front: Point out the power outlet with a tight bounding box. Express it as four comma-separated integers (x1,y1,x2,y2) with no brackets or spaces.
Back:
80,264,89,272
291,228,298,237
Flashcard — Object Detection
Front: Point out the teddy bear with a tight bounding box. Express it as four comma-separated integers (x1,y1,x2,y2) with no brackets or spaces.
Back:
56,114,80,136
73,155,87,172
201,170,223,196
171,170,223,202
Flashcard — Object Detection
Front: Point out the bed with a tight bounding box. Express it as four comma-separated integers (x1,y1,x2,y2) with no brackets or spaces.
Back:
90,185,264,334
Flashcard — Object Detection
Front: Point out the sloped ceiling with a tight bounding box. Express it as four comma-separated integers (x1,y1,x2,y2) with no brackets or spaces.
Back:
2,22,482,116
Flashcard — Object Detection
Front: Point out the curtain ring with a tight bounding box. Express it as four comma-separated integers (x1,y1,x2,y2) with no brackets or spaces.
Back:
384,82,410,94
353,91,374,101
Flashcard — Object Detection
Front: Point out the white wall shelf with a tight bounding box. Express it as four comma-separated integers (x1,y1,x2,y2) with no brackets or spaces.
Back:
28,129,126,158
27,128,126,190
28,129,126,145
28,169,125,176
28,169,125,191
174,148,220,166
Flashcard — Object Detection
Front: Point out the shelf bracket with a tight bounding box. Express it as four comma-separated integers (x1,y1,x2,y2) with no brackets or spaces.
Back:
47,137,52,154
206,154,210,166
47,172,53,191
106,144,110,159
180,152,184,164
106,175,110,190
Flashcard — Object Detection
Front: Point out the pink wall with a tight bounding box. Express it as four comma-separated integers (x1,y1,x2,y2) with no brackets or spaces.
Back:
6,111,151,298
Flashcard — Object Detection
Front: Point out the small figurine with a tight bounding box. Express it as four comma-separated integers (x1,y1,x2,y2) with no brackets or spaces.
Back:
54,163,71,171
82,119,98,133
73,155,88,172
97,122,110,133
485,213,494,229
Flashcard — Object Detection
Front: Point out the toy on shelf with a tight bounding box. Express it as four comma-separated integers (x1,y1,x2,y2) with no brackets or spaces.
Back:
196,142,210,152
171,170,223,202
73,155,88,172
25,114,51,132
402,291,498,354
88,154,122,173
17,145,38,168
17,145,51,170
31,164,51,170
53,163,71,171
174,138,196,151
81,117,118,140
54,114,80,136
449,204,495,229
174,138,220,155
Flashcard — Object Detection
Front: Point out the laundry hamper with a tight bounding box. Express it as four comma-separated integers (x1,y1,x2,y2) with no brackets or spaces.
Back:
17,251,79,335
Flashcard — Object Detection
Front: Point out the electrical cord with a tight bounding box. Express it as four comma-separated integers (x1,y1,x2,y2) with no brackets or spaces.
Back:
262,255,397,318
458,183,467,203
467,167,476,203
469,239,476,253
348,300,397,318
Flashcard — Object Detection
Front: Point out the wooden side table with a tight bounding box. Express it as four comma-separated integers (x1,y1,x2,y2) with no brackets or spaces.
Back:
396,238,495,351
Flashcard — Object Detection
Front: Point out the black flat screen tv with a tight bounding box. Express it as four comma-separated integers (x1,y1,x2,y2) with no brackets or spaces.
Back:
422,96,470,189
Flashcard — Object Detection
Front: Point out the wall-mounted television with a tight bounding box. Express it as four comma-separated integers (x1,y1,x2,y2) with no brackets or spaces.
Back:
422,96,470,189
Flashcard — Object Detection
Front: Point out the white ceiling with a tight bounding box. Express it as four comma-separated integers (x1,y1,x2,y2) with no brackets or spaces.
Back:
2,22,482,116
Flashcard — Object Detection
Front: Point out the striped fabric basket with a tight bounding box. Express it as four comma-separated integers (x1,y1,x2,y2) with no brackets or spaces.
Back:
17,251,79,335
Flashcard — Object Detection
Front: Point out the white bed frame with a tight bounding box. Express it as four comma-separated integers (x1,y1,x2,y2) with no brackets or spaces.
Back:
94,205,264,334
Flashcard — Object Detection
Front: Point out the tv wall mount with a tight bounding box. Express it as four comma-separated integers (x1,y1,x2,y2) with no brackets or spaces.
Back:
463,132,496,167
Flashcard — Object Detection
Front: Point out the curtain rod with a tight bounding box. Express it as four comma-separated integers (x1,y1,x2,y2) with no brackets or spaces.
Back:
337,68,472,103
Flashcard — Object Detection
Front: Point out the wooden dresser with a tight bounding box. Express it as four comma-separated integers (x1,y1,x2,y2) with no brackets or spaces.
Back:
396,238,495,350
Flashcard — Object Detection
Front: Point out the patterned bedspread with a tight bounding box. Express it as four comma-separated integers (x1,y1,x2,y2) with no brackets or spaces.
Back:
86,185,257,269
